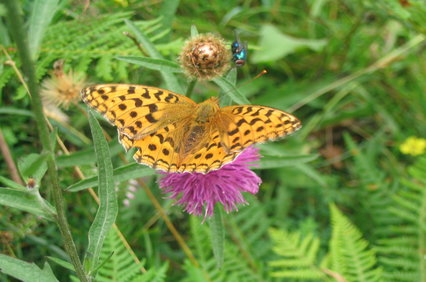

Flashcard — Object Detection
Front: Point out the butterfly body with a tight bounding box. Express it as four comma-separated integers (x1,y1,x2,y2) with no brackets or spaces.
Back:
82,84,301,174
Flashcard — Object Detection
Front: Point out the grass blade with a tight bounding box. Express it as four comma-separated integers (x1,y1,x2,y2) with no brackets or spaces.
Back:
27,0,59,59
125,20,183,93
258,154,318,169
66,163,156,192
116,56,182,73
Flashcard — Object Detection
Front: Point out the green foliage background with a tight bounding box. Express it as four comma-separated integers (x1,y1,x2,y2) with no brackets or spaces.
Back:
0,0,425,281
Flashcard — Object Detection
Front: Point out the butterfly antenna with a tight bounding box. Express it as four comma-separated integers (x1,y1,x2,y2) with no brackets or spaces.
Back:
237,69,268,89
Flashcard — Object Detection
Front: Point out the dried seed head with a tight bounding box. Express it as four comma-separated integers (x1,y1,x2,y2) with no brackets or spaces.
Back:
179,33,231,81
41,60,86,109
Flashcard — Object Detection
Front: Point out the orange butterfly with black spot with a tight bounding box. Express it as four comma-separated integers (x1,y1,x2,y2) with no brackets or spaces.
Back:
81,84,301,173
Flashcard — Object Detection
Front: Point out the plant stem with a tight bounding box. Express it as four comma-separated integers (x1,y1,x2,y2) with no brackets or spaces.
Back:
0,129,23,185
186,79,197,97
3,1,88,281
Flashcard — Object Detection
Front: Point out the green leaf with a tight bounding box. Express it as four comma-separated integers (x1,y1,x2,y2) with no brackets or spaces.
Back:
66,163,156,192
294,163,327,187
17,153,48,183
258,154,318,169
27,0,59,59
159,0,180,31
0,188,55,220
125,20,183,94
48,118,92,147
84,111,118,276
0,255,58,282
116,56,182,73
0,175,25,190
56,141,123,168
213,76,251,105
219,68,237,107
47,256,75,272
252,24,327,63
190,24,198,37
0,107,33,116
209,207,225,268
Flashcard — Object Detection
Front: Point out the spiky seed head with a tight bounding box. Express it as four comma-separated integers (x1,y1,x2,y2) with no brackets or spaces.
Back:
179,33,231,81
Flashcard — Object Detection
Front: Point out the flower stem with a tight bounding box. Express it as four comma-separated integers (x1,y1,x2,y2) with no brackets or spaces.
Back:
3,1,88,281
186,79,197,97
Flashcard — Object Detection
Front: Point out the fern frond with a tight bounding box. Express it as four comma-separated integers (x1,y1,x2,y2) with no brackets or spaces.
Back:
226,196,271,263
95,229,144,282
375,155,426,281
187,216,264,282
329,204,382,282
132,262,168,282
343,133,386,187
268,228,326,280
2,13,182,95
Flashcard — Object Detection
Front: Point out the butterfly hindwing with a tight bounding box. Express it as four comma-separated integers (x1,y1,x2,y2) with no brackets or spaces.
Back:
129,123,182,172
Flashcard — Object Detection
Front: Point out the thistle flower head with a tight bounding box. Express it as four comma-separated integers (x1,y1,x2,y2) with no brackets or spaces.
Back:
179,33,231,81
159,147,262,218
41,60,86,109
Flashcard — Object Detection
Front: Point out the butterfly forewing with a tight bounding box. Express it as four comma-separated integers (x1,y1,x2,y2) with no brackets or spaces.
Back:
81,84,195,138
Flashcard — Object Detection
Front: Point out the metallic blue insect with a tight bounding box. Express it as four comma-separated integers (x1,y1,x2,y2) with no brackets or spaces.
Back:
231,33,247,67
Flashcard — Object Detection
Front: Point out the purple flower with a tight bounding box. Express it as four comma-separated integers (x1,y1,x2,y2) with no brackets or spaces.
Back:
159,147,262,218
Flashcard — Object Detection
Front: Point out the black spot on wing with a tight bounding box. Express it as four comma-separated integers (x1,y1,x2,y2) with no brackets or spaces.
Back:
165,93,176,103
148,104,158,113
236,118,247,127
228,128,239,136
141,88,150,99
249,118,262,125
232,107,244,114
154,91,163,101
133,98,142,107
145,113,158,123
128,86,135,94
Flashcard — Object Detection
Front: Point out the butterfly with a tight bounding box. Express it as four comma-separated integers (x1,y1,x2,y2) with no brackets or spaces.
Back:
81,84,301,174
